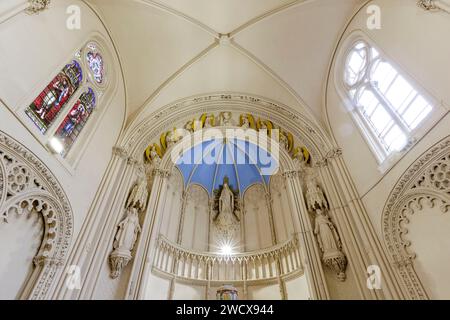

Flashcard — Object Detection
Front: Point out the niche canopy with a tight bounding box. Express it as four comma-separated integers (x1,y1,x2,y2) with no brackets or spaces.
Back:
176,138,279,196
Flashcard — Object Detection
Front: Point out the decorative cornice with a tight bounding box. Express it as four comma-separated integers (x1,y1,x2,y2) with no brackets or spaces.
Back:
120,94,332,162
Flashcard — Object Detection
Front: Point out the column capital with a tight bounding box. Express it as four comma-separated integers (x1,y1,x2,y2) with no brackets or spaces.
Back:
418,0,439,10
26,0,51,14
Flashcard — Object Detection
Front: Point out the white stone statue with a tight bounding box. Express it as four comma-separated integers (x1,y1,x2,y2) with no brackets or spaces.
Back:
113,207,141,253
314,208,340,253
304,171,347,281
214,180,240,240
109,178,148,279
109,207,142,279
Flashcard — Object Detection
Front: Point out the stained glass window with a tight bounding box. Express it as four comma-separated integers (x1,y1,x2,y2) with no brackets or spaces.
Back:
25,60,83,134
86,44,105,84
52,88,96,157
343,40,433,161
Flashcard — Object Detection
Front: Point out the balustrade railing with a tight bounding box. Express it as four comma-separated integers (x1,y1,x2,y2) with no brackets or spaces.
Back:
152,234,303,284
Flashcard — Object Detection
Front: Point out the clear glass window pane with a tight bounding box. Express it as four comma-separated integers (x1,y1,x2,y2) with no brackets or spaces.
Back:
384,125,407,152
357,88,379,116
369,105,393,135
371,60,397,94
403,96,433,129
385,75,415,111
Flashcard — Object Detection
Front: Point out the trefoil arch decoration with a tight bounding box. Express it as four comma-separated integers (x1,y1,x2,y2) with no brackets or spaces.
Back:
382,136,450,299
0,131,73,299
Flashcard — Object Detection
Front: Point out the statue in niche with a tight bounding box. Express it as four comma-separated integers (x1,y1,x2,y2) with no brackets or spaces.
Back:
219,111,234,127
213,177,240,241
314,208,341,253
304,171,347,281
109,178,148,279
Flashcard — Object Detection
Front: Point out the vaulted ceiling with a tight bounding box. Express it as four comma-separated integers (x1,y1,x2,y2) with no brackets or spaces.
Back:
85,0,365,127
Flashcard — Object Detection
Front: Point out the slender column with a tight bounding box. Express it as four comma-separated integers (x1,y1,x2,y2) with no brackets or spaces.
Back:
319,149,406,299
53,147,139,299
126,169,171,299
284,170,330,300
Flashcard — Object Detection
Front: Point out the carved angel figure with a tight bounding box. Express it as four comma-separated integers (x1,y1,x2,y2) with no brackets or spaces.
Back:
241,116,250,129
127,179,148,211
219,112,234,126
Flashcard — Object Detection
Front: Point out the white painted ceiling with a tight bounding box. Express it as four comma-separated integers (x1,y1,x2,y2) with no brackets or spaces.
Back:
86,0,364,126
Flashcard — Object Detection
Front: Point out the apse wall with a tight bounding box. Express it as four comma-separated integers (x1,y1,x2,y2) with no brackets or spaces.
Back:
326,0,450,298
0,0,125,298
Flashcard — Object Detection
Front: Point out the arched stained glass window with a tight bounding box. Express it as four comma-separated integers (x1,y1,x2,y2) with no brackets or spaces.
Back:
343,40,434,162
25,60,83,134
51,88,97,157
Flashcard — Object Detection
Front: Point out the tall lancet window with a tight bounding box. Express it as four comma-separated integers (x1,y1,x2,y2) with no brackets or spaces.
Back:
343,41,433,162
23,40,109,162
25,60,83,134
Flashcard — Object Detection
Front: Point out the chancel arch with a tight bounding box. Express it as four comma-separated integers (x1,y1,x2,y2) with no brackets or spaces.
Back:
78,93,402,301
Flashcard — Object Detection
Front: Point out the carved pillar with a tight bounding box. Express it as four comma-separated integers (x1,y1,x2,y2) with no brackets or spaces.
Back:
52,146,140,299
283,170,330,300
125,168,171,299
303,166,348,282
317,148,406,299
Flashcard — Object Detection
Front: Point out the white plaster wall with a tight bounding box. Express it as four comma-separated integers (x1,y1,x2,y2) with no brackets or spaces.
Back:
0,0,125,297
181,185,209,251
0,211,43,299
406,203,450,299
243,185,273,250
247,283,281,300
173,282,205,300
270,175,296,242
326,0,450,239
159,169,183,242
143,273,171,300
285,275,310,300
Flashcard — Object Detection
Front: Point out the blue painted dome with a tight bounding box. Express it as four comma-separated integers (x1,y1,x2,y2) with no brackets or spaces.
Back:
176,138,278,196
